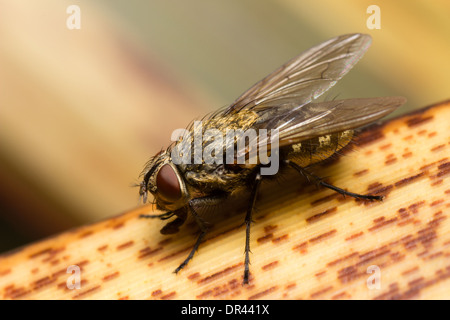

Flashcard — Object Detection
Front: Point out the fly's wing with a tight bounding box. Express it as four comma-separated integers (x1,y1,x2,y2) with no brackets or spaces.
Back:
216,33,405,164
235,97,406,162
224,33,372,115
262,96,406,148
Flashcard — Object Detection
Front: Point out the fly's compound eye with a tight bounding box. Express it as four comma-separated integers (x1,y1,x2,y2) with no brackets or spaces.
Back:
156,164,182,202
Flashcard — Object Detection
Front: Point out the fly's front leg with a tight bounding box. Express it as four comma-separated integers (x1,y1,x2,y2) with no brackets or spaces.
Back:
174,194,227,274
287,160,383,201
243,173,262,285
140,209,187,235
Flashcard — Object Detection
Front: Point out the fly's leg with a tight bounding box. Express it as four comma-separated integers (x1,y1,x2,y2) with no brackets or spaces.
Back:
316,180,383,200
139,211,176,220
287,160,382,201
243,173,262,285
174,195,226,274
141,209,187,235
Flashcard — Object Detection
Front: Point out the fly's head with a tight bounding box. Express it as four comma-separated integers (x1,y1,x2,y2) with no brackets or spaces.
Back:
139,150,190,212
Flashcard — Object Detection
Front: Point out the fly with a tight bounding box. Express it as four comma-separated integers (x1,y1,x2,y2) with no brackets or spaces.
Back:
138,33,406,284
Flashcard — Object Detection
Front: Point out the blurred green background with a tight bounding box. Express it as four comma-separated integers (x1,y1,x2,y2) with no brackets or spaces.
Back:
0,0,449,253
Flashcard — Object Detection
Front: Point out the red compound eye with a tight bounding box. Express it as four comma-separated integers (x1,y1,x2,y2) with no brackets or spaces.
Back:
156,164,182,202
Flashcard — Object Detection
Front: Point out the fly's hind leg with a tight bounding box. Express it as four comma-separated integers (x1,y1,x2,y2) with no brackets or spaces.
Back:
173,194,227,274
287,160,383,201
243,173,262,285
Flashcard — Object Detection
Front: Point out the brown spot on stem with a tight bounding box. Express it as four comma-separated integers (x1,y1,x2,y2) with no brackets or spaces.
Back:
248,286,277,300
310,286,333,298
272,234,288,243
395,172,425,188
345,232,364,241
431,144,446,152
160,291,176,300
307,207,337,223
116,241,134,251
257,233,273,244
353,169,368,177
102,271,120,282
198,263,243,285
262,261,279,271
406,115,433,127
72,285,101,299
138,247,163,259
309,229,337,244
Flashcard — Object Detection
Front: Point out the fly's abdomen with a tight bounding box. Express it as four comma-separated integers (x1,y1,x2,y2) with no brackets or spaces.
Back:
286,130,353,167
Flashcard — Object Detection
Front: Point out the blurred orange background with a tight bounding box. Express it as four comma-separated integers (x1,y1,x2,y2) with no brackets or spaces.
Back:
0,0,449,253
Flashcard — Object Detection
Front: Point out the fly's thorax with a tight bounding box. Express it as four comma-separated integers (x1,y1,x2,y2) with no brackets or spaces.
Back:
167,109,262,191
171,110,260,163
179,162,254,193
286,130,353,167
141,151,190,211
205,110,259,132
